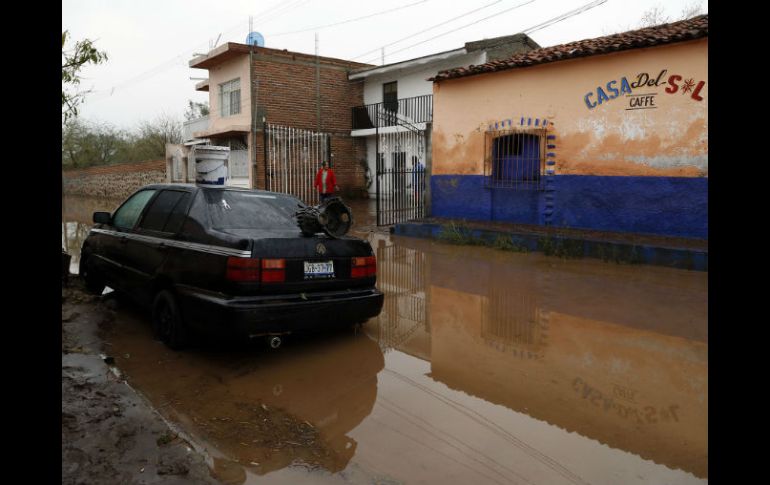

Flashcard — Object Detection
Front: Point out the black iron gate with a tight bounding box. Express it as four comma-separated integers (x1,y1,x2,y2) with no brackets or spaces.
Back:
375,112,427,226
265,123,331,205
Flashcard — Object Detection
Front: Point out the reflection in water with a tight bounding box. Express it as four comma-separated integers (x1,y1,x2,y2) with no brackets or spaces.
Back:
482,289,546,360
108,315,384,482
365,234,707,482
371,238,430,360
73,191,707,484
62,195,123,273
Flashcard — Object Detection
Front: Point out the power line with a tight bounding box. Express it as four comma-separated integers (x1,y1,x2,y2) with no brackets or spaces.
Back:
270,0,430,38
350,0,506,61
523,0,607,34
90,0,313,99
360,0,536,64
361,0,608,65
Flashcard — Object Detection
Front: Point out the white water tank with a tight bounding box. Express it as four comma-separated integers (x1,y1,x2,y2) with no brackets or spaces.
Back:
193,145,230,186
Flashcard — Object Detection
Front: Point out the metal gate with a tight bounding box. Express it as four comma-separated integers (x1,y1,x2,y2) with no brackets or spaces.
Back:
265,123,330,205
376,125,427,226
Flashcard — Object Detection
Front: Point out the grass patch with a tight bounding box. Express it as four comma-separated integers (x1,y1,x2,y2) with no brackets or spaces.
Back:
538,236,585,259
437,222,529,253
437,222,483,246
492,235,529,253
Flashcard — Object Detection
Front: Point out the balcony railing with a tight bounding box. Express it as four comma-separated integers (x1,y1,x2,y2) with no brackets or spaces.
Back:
182,115,210,141
352,95,432,130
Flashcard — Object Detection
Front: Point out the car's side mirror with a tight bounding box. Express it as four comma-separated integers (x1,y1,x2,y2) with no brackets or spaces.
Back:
93,212,112,224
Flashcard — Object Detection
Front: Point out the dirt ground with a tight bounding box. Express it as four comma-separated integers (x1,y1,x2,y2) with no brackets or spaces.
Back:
61,277,220,485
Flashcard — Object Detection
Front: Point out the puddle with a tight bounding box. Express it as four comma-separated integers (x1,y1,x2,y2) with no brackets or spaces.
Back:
64,194,707,484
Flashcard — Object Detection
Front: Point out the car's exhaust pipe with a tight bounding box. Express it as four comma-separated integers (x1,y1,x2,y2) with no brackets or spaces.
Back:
268,336,282,349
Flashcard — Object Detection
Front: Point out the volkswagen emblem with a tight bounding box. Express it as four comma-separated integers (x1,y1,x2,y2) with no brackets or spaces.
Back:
316,243,326,255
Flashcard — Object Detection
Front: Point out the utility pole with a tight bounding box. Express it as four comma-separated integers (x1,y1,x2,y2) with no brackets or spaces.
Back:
315,32,321,133
381,47,385,65
249,15,257,189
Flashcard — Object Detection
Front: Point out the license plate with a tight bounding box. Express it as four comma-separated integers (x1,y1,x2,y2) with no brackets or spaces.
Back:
304,261,334,279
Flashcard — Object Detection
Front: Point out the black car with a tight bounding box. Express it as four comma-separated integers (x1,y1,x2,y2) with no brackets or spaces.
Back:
79,184,384,349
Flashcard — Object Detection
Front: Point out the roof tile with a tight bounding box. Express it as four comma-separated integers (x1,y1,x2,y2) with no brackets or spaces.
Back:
432,15,707,81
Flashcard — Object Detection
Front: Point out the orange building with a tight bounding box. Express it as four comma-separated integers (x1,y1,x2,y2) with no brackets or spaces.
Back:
429,16,708,239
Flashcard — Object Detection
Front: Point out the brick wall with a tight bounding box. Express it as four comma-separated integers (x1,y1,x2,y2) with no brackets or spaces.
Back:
63,159,166,199
251,50,370,197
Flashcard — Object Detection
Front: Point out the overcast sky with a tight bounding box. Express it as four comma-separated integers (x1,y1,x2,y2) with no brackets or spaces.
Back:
62,0,707,128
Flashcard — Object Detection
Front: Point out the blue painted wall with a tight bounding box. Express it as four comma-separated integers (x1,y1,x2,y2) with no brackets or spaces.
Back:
431,174,708,239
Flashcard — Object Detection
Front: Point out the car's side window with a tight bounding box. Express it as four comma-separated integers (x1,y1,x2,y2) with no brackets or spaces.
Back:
112,190,157,230
138,190,189,233
163,193,192,234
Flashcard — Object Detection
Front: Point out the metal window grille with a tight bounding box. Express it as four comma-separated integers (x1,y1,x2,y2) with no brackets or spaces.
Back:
484,128,546,190
219,78,241,117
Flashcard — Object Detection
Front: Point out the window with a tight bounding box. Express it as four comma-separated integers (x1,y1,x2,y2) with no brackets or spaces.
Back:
485,129,545,189
383,81,398,112
138,190,191,233
219,78,241,117
203,190,300,230
112,190,157,229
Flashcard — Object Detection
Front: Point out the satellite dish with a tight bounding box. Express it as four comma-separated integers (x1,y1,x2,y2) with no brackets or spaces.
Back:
246,32,265,47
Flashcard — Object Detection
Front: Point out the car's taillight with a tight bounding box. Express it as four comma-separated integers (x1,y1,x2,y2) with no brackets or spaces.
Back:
351,256,376,278
261,258,286,283
227,257,286,283
226,257,260,282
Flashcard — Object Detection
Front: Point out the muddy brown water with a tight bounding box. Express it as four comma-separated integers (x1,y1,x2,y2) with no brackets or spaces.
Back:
63,194,707,485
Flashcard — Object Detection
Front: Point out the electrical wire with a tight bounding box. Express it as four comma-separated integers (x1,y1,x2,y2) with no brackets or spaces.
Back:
90,0,313,99
270,0,430,37
349,0,507,61
359,0,536,64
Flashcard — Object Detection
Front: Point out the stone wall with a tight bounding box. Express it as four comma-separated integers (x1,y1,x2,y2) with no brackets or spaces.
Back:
63,159,166,199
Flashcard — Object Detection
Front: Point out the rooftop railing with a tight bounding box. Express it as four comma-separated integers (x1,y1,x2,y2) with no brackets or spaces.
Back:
352,95,432,130
182,115,210,141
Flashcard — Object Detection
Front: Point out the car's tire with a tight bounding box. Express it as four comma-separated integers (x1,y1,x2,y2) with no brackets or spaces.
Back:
152,290,188,350
79,250,105,295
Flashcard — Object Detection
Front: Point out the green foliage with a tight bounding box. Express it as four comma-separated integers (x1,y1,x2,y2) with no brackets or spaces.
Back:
537,236,585,259
492,235,529,253
62,30,108,123
184,100,210,121
62,115,182,169
437,222,482,246
438,223,528,253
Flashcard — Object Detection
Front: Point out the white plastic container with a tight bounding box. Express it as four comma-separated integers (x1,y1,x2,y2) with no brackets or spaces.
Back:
193,145,230,186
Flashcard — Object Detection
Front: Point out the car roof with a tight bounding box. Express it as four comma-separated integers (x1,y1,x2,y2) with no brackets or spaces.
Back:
141,184,295,198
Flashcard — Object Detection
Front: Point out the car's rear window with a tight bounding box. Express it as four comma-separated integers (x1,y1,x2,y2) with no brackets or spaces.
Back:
203,190,301,230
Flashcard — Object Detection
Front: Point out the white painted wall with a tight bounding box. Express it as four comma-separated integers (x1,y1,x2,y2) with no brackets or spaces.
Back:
362,52,486,105
357,52,485,198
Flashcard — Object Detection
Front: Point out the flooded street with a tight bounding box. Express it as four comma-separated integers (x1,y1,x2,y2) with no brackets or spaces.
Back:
63,194,707,485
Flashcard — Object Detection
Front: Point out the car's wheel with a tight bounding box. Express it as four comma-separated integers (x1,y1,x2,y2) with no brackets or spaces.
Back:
79,250,105,295
152,290,188,350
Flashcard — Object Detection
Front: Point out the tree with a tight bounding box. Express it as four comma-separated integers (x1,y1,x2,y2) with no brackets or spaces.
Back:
639,2,703,27
62,30,108,122
130,114,183,162
184,100,210,121
62,119,129,168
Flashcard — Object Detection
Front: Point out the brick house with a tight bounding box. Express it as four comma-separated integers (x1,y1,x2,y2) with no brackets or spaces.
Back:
182,42,373,201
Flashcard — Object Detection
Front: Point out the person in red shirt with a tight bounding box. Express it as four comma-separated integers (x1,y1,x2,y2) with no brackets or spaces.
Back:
314,160,338,204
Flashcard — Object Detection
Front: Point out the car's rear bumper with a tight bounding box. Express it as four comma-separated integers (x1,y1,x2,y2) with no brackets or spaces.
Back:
176,286,384,338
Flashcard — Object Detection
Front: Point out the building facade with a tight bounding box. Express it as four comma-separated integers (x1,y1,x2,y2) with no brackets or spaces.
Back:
429,16,708,239
181,42,372,202
348,35,539,226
